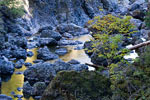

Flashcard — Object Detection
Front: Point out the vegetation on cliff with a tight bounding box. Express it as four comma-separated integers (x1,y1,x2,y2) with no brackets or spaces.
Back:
0,0,24,18
84,14,150,99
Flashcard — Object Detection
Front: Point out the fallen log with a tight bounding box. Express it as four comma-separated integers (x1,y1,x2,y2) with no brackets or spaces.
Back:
85,63,100,70
86,40,150,69
127,40,150,50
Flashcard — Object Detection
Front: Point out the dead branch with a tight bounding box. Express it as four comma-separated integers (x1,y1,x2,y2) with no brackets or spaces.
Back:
128,40,150,50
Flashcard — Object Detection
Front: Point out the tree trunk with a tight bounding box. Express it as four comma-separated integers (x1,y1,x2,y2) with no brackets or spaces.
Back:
127,40,150,50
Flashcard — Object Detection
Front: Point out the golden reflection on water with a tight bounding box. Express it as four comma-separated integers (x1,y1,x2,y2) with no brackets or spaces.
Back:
1,48,38,100
60,35,93,64
1,34,93,100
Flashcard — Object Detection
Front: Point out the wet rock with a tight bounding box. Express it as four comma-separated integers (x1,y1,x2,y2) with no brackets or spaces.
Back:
14,95,23,98
27,42,39,49
0,58,14,75
58,39,82,46
23,60,88,97
131,9,145,20
34,96,41,100
40,30,62,41
41,71,112,100
140,29,150,40
23,81,33,97
33,59,44,63
9,58,16,61
56,23,89,36
15,59,25,69
55,48,68,56
38,26,53,33
37,46,59,61
10,91,15,95
0,35,5,49
24,62,56,85
17,87,22,91
68,59,80,64
7,36,27,49
12,48,27,59
1,49,12,58
17,98,22,100
24,62,32,67
53,60,72,72
134,0,145,5
15,72,23,75
39,38,57,46
74,46,83,50
129,3,140,11
130,18,143,29
62,32,73,39
0,77,1,86
27,51,34,57
54,59,88,72
0,94,12,100
84,41,94,56
32,82,47,96
71,64,88,71
24,32,32,37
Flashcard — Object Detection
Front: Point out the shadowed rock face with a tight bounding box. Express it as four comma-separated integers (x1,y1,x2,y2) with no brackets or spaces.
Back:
27,0,104,27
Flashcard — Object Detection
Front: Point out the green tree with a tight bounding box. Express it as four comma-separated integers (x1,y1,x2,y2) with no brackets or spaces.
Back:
0,0,25,18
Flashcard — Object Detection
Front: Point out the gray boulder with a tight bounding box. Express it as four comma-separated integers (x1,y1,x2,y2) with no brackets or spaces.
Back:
27,51,34,57
0,94,12,100
0,58,14,75
23,81,33,97
41,71,111,100
0,77,1,86
129,3,140,11
62,32,73,39
130,9,145,20
56,23,89,36
39,38,57,46
38,26,53,33
58,39,82,46
40,30,62,41
55,48,68,56
32,82,47,96
24,62,56,85
130,18,143,29
37,46,58,61
68,59,80,64
23,60,88,97
11,48,27,59
15,59,25,69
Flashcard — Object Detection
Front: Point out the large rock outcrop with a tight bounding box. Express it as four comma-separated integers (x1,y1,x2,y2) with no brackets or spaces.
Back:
23,60,88,97
41,71,112,100
18,0,129,34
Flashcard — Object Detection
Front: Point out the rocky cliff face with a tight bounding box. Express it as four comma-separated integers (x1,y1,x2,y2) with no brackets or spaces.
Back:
19,0,124,34
1,0,145,35
21,0,104,34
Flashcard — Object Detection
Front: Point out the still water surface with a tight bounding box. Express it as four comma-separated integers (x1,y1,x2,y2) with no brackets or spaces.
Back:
1,34,93,100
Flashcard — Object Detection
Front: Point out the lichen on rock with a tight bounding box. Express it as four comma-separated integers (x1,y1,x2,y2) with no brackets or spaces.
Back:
41,70,112,100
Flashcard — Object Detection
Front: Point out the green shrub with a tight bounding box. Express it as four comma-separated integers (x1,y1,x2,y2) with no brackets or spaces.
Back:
0,0,25,18
145,10,150,28
88,14,136,35
86,14,149,99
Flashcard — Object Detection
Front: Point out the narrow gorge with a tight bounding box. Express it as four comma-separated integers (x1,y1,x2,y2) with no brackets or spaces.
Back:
0,0,150,100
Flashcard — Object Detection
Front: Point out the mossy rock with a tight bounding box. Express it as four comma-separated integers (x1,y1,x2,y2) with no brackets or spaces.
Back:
41,71,112,100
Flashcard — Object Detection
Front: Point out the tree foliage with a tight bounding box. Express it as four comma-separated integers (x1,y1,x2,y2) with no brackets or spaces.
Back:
86,14,150,99
0,0,25,18
88,14,136,35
